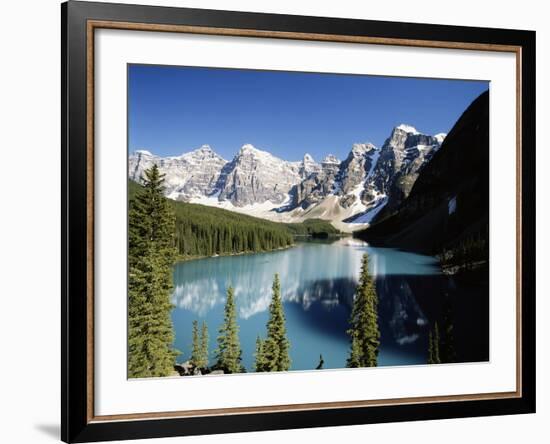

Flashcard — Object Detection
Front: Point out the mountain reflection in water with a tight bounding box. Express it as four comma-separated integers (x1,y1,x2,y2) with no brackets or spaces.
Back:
171,238,488,371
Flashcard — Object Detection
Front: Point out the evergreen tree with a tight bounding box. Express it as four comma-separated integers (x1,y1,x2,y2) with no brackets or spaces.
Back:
428,330,435,364
190,320,201,369
433,322,441,364
128,165,178,378
258,274,291,372
346,253,380,368
316,354,325,370
347,336,362,368
254,336,267,372
200,321,209,370
427,322,441,364
441,297,456,363
215,286,243,373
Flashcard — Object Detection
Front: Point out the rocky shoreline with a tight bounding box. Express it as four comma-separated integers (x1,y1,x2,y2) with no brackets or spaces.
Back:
174,361,226,377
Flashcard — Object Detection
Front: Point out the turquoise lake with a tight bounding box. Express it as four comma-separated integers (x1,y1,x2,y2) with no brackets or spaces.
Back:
171,238,488,371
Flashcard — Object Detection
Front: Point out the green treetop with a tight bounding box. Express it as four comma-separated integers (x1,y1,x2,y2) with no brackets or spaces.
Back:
346,253,380,368
215,286,243,373
257,274,291,372
190,320,209,371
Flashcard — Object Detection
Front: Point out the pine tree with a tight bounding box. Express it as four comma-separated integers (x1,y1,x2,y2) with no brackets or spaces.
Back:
441,297,456,363
215,286,243,373
347,336,362,368
346,253,380,368
190,320,201,369
427,323,441,364
433,322,441,364
316,354,325,370
254,336,267,372
259,274,291,372
428,330,435,364
128,165,179,378
200,321,209,370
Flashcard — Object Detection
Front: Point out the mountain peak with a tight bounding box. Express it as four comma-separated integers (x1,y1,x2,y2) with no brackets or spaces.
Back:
434,133,447,143
186,144,214,156
182,144,226,161
135,149,154,156
351,143,377,156
303,153,315,163
395,124,419,135
239,143,265,155
236,144,280,165
322,154,340,164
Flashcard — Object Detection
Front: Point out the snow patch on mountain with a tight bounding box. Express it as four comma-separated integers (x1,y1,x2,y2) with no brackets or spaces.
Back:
448,195,457,215
190,193,284,217
396,124,419,134
135,149,153,156
350,195,388,224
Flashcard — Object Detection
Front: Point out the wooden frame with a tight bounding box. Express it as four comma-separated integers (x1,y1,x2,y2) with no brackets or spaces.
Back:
62,1,536,442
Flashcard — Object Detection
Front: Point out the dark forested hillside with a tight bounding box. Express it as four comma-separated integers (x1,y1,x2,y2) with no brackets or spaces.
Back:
129,180,338,259
355,90,489,262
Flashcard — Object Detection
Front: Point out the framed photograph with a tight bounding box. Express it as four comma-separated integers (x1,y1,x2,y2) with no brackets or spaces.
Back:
61,1,536,442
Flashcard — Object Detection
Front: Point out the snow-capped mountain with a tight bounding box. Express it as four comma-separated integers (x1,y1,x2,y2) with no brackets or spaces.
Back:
355,124,444,223
128,125,445,230
338,143,378,194
129,145,228,200
299,153,321,179
215,144,302,206
292,154,341,210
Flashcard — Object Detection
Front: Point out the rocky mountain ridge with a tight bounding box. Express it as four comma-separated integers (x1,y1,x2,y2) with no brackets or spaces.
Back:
128,125,446,229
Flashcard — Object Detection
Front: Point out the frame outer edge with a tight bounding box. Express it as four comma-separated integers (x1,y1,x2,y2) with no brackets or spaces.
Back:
61,1,68,442
521,30,536,413
64,1,92,442
62,1,536,441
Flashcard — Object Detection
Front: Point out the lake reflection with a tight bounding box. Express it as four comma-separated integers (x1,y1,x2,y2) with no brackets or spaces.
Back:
171,238,487,371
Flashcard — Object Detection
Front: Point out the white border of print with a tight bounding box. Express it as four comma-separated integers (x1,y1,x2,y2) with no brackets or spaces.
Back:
94,28,516,416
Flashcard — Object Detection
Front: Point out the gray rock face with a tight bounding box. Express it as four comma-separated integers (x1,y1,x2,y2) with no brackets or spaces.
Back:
337,143,378,195
292,144,380,210
362,125,442,218
299,153,321,179
128,145,228,200
292,154,342,209
216,144,302,207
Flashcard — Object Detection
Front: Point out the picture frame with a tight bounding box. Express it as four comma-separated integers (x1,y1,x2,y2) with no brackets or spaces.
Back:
61,1,536,442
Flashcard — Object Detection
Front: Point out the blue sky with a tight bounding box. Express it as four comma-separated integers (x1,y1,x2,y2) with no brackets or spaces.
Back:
128,64,488,162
